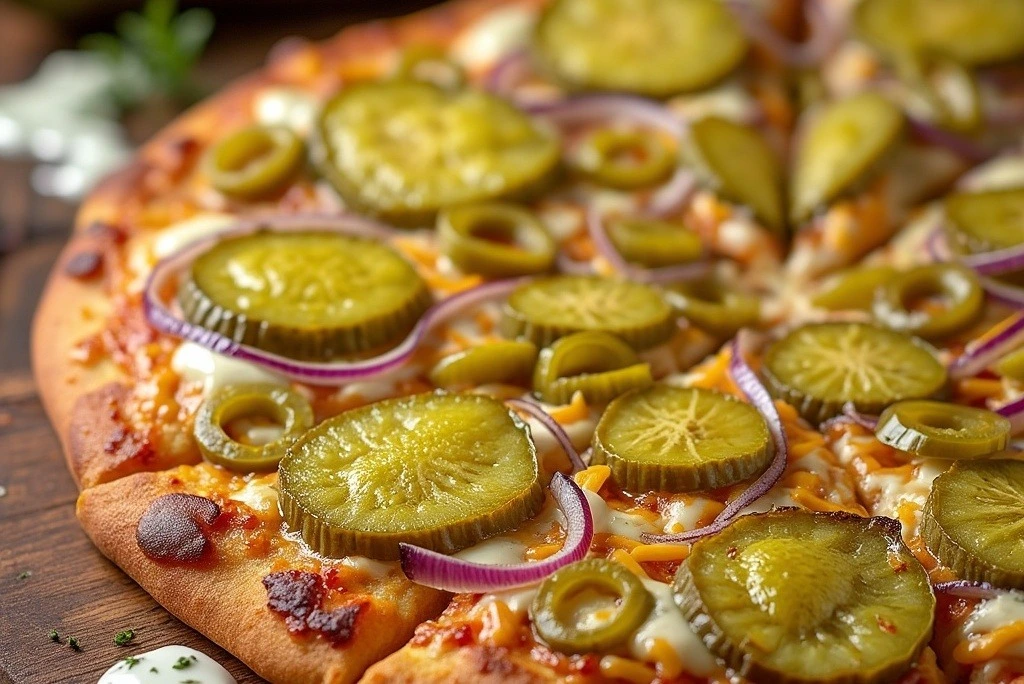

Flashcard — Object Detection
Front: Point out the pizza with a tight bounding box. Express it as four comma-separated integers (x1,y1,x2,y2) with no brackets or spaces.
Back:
30,0,1024,682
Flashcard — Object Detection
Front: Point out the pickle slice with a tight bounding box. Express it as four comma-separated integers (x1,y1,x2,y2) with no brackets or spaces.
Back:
687,116,785,233
278,393,544,560
533,331,652,405
569,128,676,191
812,266,898,311
204,125,304,199
872,264,984,340
762,323,948,424
674,509,934,684
438,202,556,278
501,275,675,350
429,340,539,390
531,558,654,654
180,231,431,361
592,385,773,493
995,347,1024,381
791,93,904,223
193,383,314,472
664,279,761,337
875,400,1011,460
945,187,1024,254
606,217,703,269
922,459,1024,589
533,0,747,97
313,81,560,226
394,44,465,90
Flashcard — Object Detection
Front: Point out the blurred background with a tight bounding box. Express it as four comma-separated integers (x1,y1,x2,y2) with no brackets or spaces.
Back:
0,0,440,372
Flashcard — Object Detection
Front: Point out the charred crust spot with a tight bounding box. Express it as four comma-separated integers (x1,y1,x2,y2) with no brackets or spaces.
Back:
136,493,221,564
84,221,127,243
64,251,104,279
262,570,364,647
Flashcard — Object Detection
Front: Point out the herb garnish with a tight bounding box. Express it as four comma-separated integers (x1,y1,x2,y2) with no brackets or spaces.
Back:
172,654,197,670
48,629,60,643
16,571,32,580
123,656,141,669
150,667,159,673
180,680,201,684
114,628,136,646
68,636,82,651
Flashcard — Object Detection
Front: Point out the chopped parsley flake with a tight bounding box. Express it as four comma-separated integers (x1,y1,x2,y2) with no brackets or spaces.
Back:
48,630,60,643
172,655,197,670
150,667,159,673
114,628,136,646
123,656,141,669
180,680,201,684
68,636,81,651
16,571,32,580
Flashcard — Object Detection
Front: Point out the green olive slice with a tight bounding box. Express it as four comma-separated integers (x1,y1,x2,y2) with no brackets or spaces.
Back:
762,322,948,424
278,392,544,560
664,279,760,337
204,125,304,199
438,202,556,277
429,340,539,390
872,264,984,340
592,385,773,493
945,187,1024,254
531,558,655,654
313,81,560,226
569,128,676,190
501,275,676,350
995,347,1024,381
687,116,785,233
606,217,704,268
812,266,899,311
791,93,904,223
533,331,652,405
179,231,431,361
394,44,465,90
674,509,934,684
922,458,1024,589
193,383,314,472
875,400,1011,460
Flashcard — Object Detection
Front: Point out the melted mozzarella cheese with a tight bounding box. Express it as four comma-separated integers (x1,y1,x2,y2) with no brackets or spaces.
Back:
669,82,760,123
629,580,718,677
340,556,397,579
455,535,528,565
254,87,318,135
152,213,236,259
228,478,280,519
97,646,235,684
960,153,1024,192
965,592,1024,660
660,498,715,534
452,6,534,68
585,490,656,541
478,586,539,616
171,342,287,395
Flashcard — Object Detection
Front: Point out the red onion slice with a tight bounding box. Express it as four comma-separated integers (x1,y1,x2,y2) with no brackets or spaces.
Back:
981,277,1024,309
485,49,530,95
933,580,999,601
399,472,593,592
646,166,699,218
928,228,1024,309
997,395,1024,436
819,402,879,433
724,0,842,68
961,242,1024,277
907,117,992,164
142,214,526,386
949,312,1024,380
506,398,587,473
644,333,789,543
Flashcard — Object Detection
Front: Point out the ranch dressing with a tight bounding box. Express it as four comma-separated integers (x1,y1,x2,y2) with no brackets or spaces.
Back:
97,645,234,684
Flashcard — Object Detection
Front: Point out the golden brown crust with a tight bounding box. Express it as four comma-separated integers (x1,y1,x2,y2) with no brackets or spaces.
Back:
361,642,560,684
77,474,451,684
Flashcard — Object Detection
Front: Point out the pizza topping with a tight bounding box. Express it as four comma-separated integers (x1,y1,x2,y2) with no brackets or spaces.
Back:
945,187,1024,282
604,217,703,269
393,44,465,91
592,385,773,493
279,393,543,560
533,331,652,406
192,383,314,472
790,93,904,223
812,265,899,311
995,346,1024,381
64,251,104,280
501,275,675,350
136,494,221,564
505,398,588,473
872,263,984,340
568,127,676,191
874,400,1011,460
429,340,539,390
533,0,747,97
949,312,1024,380
922,458,1024,589
204,125,304,199
262,570,365,646
664,278,760,337
530,558,654,654
674,509,934,684
313,81,559,226
904,55,982,133
179,231,431,361
438,202,556,277
762,322,948,424
686,116,784,233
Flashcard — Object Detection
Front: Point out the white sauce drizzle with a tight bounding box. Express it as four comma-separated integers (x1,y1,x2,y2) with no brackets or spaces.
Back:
452,6,534,68
97,645,235,684
584,490,655,541
171,342,287,395
629,579,718,676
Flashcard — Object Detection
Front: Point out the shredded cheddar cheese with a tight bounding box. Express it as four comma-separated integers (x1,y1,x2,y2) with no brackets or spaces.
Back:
648,638,684,679
575,465,611,492
599,656,656,684
954,622,1024,664
610,549,649,579
479,601,520,649
549,391,590,424
630,543,689,564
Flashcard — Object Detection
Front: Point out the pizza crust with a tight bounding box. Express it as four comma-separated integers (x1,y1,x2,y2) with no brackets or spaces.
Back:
362,640,560,683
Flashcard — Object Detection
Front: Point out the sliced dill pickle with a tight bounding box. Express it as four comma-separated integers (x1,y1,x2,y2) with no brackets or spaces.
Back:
592,385,773,493
193,383,314,472
674,509,935,684
812,266,899,311
501,275,675,350
205,125,304,199
875,400,1011,460
533,0,747,97
687,116,785,233
922,459,1024,589
905,56,982,133
762,322,948,424
533,331,652,405
790,93,904,223
429,340,539,390
531,558,654,654
872,264,984,340
664,279,760,337
278,393,543,560
179,231,431,361
606,217,703,269
569,128,676,190
394,44,465,90
438,202,556,277
313,81,560,226
995,347,1024,381
945,187,1024,255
